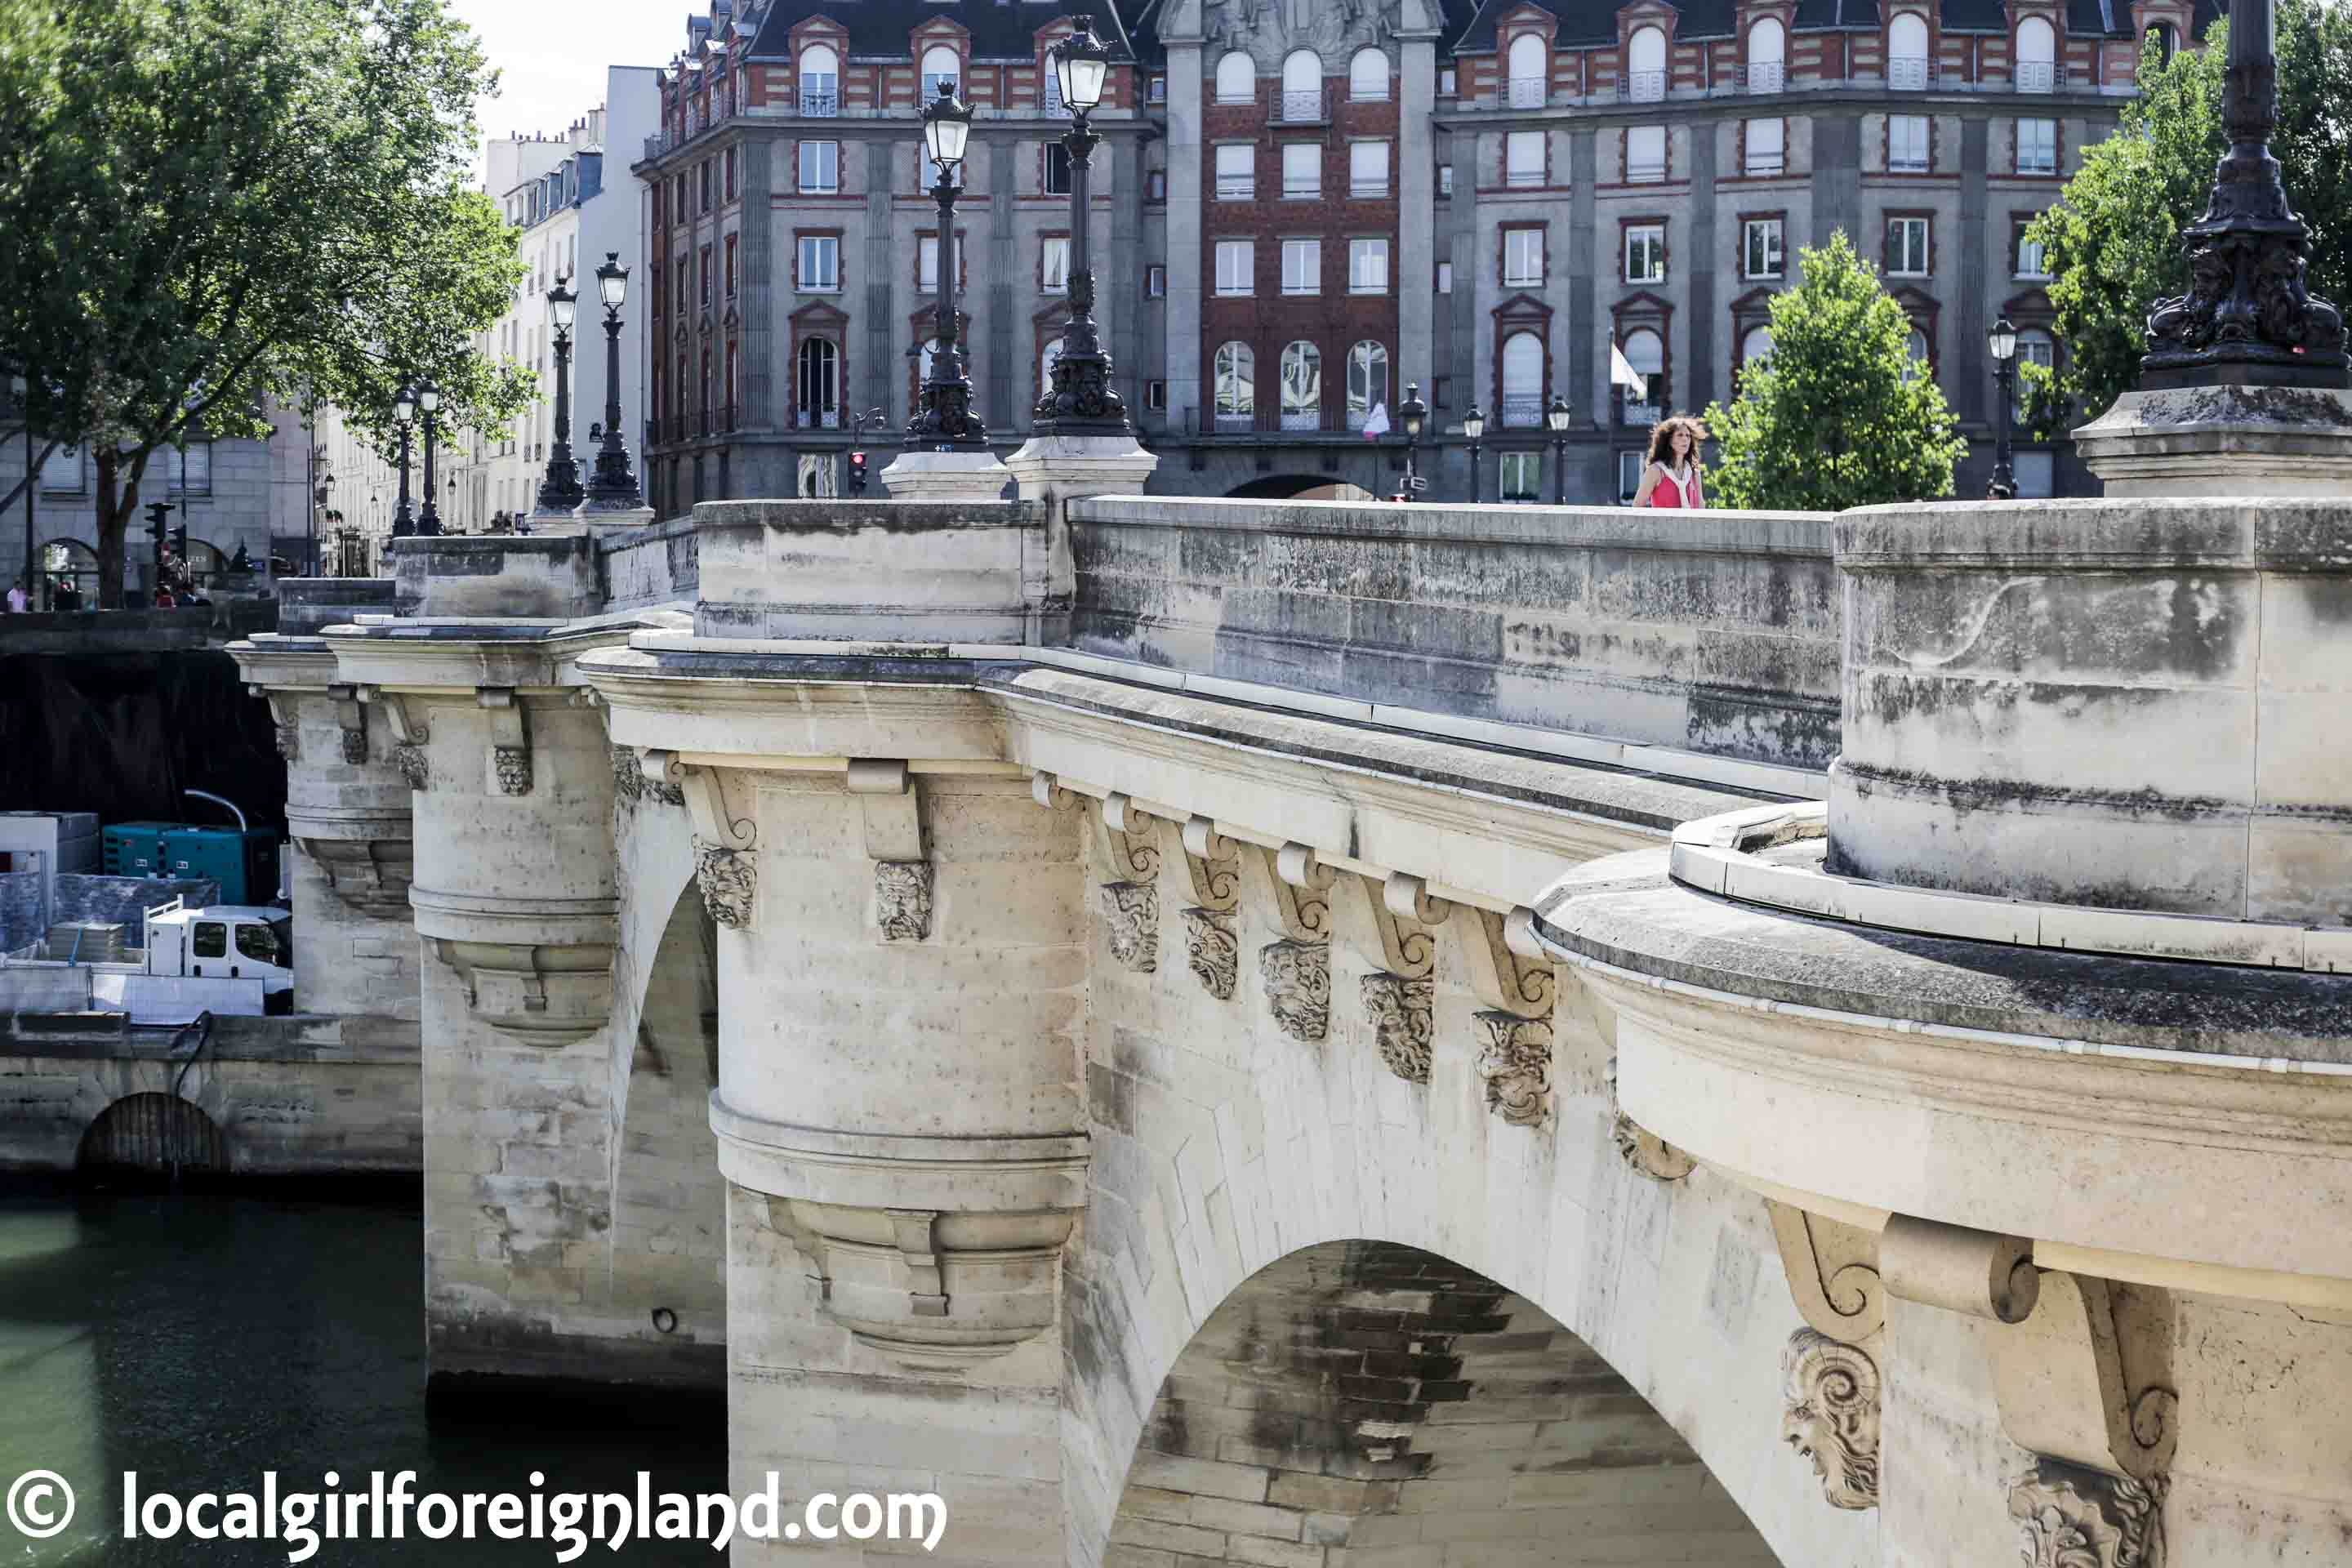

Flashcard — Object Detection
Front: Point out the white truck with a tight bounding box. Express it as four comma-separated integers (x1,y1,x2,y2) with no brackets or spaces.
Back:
2,897,294,1022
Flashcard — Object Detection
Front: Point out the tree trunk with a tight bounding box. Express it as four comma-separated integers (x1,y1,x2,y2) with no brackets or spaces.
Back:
92,446,149,608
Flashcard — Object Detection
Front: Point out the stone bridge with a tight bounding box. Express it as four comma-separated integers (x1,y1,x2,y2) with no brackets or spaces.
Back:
232,486,2352,1568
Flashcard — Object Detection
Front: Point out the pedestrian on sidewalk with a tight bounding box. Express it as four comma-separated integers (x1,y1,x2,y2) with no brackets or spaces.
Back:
5,575,27,612
1631,416,1708,509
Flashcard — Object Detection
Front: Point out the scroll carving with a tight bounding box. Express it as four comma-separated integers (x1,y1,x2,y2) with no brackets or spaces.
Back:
1098,793,1165,884
639,749,685,806
1983,1270,2178,1482
1456,905,1555,1018
1780,1329,1882,1512
876,861,934,942
331,684,368,765
1259,940,1330,1043
1361,973,1434,1083
1766,1201,1886,1347
479,687,530,796
1473,1013,1552,1125
2008,1460,2166,1568
1100,880,1160,973
1365,873,1452,982
1179,816,1242,912
1183,907,1239,999
1260,842,1337,942
694,839,757,930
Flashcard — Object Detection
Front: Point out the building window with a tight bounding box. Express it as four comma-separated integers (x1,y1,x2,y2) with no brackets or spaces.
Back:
1500,330,1544,425
1744,217,1784,278
1506,131,1545,188
700,160,714,212
1348,238,1389,293
725,235,737,296
1281,238,1321,295
799,140,840,193
1147,378,1168,409
1617,449,1646,501
1508,33,1549,107
1746,118,1785,176
1740,324,1774,381
1900,327,1931,385
919,234,964,291
1045,141,1073,194
2017,118,2058,175
1346,340,1388,430
1147,263,1167,297
921,44,960,100
1437,260,1454,293
1214,144,1254,200
1619,328,1664,422
1886,216,1930,277
724,147,737,202
800,43,840,114
1214,341,1254,427
1215,239,1254,296
1503,227,1544,286
1214,50,1256,105
1041,235,1071,292
796,337,840,426
1440,67,1457,96
1280,341,1321,429
2016,224,2049,278
1747,17,1787,91
2016,327,2055,416
2016,16,2057,91
1282,143,1321,199
1149,75,1167,105
699,246,712,305
1147,168,1166,201
1627,125,1667,183
1626,24,1667,101
1041,336,1067,394
1625,223,1666,283
1351,47,1389,100
1890,114,1930,172
1350,140,1390,198
1439,164,1454,198
1500,451,1540,502
798,234,840,291
1889,11,1931,88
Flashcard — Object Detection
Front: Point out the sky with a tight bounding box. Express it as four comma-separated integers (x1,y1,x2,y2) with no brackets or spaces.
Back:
451,0,686,175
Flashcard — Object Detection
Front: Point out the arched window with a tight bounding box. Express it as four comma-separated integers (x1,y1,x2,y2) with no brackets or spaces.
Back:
1213,341,1254,428
1901,327,1931,385
797,336,840,428
1041,336,1067,394
1508,35,1549,106
920,45,960,99
800,43,839,114
1887,14,1930,88
1747,17,1785,91
1346,341,1388,430
2145,21,2179,66
1627,26,1667,101
2016,327,2054,416
1350,47,1390,101
1214,51,1256,104
2016,16,2056,91
1279,340,1322,430
1500,330,1544,425
1740,324,1774,380
1621,328,1664,420
1280,49,1322,118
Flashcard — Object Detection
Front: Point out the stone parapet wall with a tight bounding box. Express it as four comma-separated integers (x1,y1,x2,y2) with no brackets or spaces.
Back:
1066,497,1841,769
276,577,396,635
389,534,603,620
599,515,699,611
0,602,278,654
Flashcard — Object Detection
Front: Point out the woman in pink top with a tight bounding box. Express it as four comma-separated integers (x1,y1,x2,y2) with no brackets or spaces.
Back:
1631,416,1707,508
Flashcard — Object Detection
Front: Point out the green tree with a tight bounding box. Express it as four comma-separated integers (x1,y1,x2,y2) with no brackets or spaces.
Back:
1700,230,1969,510
0,0,532,603
2024,2,2352,430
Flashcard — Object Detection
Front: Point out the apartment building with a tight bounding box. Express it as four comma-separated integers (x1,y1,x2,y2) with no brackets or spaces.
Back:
641,0,2201,509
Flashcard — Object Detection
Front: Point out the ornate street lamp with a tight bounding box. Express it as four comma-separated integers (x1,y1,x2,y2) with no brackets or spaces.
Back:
390,381,417,537
1546,394,1574,504
414,378,443,536
2141,0,2345,390
1462,404,1486,503
1034,16,1129,435
1987,316,2019,500
1398,382,1428,500
582,252,648,514
537,275,585,514
11,372,35,609
908,81,987,449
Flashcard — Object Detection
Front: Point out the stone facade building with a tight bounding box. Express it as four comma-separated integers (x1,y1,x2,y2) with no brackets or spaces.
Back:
635,0,2206,510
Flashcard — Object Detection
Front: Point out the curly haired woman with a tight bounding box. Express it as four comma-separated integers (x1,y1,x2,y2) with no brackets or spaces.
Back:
1630,415,1707,508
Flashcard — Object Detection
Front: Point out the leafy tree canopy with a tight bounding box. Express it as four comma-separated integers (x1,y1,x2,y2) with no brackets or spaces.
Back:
2024,1,2352,430
0,0,532,599
1700,229,1970,511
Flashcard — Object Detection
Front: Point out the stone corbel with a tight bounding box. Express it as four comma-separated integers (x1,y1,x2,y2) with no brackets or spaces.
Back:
1454,905,1555,1018
1768,1202,1886,1347
329,683,368,765
262,693,301,762
1985,1270,2179,1484
1255,844,1336,1045
478,687,532,795
681,762,759,932
2008,1459,2166,1568
365,688,431,792
1177,817,1242,1000
1360,875,1450,1083
638,747,687,807
1766,1205,1886,1510
849,760,929,941
295,836,414,917
1366,873,1452,981
1880,1214,2041,1326
430,937,613,1046
1473,1013,1552,1125
1094,795,1164,973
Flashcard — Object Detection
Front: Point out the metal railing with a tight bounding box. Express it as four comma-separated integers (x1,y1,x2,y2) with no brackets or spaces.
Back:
1506,77,1547,108
1620,399,1663,427
1888,56,1933,90
1745,153,1786,176
1627,158,1667,183
1739,62,1784,93
1275,88,1327,123
794,407,841,430
799,89,839,117
2015,60,2056,92
1619,69,1667,103
1215,176,1255,200
1498,396,1544,429
1890,149,1931,173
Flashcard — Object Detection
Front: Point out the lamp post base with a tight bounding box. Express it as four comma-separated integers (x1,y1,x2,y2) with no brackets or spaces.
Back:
877,448,1013,502
2074,381,2352,497
571,497,657,533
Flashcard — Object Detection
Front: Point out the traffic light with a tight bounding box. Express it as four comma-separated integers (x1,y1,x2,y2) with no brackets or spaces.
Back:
167,522,189,560
848,451,868,497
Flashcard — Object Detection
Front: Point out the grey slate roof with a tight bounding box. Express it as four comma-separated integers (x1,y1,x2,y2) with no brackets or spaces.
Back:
1447,0,2168,51
738,0,1150,65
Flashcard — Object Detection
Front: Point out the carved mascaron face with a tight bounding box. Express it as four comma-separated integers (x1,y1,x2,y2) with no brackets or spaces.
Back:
1779,1330,1882,1512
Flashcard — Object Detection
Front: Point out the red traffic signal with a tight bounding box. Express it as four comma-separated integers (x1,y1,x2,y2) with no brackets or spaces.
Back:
849,452,866,466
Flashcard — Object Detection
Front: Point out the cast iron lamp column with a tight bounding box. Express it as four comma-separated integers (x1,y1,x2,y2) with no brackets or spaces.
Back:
11,372,33,608
907,82,987,449
1034,16,1129,434
390,382,417,538
1397,383,1427,499
582,252,648,512
1462,404,1486,503
537,276,585,514
415,378,443,537
1546,394,1573,504
1987,315,2018,500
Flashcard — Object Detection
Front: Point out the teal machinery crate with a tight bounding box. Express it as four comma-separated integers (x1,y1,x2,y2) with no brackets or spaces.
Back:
102,822,278,905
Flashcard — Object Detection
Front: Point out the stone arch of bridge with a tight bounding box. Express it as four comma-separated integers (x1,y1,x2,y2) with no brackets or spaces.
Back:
1098,1238,1783,1565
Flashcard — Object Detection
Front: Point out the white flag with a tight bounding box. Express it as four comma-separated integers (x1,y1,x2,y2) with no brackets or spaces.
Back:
1361,401,1390,439
1610,341,1649,400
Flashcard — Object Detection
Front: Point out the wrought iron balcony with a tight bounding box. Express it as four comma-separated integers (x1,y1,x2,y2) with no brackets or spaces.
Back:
2014,60,2056,92
1275,88,1327,124
1738,63,1784,93
795,407,843,430
1506,77,1547,108
799,90,839,117
1745,154,1786,176
1620,399,1663,428
1498,396,1544,429
1619,70,1667,103
1215,176,1255,200
1888,56,1934,90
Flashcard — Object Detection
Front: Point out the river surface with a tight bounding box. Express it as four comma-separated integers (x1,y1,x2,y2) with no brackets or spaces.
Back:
0,1190,728,1566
